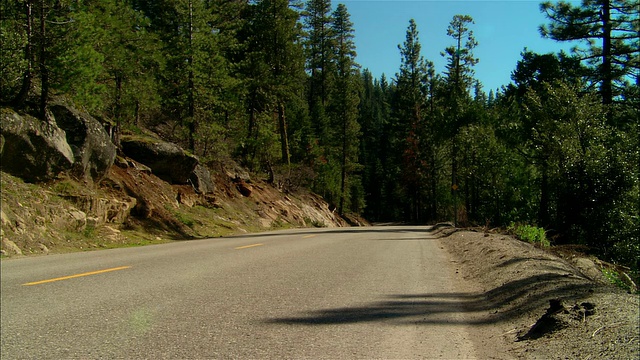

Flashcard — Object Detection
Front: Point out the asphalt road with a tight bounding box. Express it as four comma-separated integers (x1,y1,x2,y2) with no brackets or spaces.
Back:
1,226,481,359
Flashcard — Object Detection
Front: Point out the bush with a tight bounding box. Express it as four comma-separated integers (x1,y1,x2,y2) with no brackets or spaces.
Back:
509,223,550,247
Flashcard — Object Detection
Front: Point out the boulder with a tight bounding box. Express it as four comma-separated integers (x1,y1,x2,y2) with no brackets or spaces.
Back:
236,179,252,197
120,136,199,184
0,107,75,182
189,164,215,194
49,101,116,182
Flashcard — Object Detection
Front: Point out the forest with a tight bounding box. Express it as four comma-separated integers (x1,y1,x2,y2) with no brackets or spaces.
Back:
1,0,638,270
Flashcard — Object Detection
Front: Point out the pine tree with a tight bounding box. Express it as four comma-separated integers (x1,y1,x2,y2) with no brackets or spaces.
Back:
239,0,305,169
540,0,640,111
392,19,433,221
0,0,32,106
303,0,334,130
330,3,361,214
440,14,478,226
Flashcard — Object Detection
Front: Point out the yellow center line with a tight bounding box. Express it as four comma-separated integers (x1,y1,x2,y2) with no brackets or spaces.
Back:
302,235,316,239
234,243,264,250
22,266,132,286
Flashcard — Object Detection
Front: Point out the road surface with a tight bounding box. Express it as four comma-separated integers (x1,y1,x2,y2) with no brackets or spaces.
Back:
1,226,486,359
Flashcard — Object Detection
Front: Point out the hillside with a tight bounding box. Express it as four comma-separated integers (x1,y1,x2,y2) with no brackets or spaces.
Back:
0,160,354,257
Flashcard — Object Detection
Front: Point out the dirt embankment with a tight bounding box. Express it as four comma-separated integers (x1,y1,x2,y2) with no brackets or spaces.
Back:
438,227,639,359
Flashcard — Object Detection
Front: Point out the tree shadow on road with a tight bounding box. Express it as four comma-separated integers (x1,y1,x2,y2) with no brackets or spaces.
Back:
263,273,596,326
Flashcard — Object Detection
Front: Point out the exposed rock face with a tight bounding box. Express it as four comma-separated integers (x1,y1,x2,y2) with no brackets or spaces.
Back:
49,102,116,182
0,107,74,182
61,194,136,224
120,136,198,184
189,164,215,194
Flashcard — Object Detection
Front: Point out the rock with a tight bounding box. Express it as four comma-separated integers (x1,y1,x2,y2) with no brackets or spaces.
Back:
120,136,198,184
573,257,605,282
38,243,49,254
68,210,87,230
14,217,27,234
128,159,152,174
236,180,252,197
62,194,136,224
133,198,154,219
224,160,251,182
102,226,122,242
49,101,116,182
86,216,100,228
189,164,215,194
1,238,23,255
0,209,11,228
1,107,74,182
177,190,196,207
114,156,129,168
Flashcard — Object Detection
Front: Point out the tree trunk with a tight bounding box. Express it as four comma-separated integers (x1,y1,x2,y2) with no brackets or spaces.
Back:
12,0,33,107
278,102,290,166
339,107,347,214
601,0,613,108
187,0,196,152
538,163,550,227
38,0,48,118
451,136,458,226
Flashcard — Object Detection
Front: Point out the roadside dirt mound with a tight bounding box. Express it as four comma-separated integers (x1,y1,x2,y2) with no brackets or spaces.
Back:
438,227,639,359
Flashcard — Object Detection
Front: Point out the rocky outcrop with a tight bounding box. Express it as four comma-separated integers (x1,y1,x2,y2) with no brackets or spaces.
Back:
189,164,215,194
49,101,116,182
1,107,75,182
120,136,199,184
60,194,136,224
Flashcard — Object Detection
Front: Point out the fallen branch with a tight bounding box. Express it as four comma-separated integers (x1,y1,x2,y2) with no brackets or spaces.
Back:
591,322,627,337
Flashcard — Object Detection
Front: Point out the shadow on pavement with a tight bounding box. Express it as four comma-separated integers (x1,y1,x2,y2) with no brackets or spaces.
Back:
263,273,595,326
225,225,448,240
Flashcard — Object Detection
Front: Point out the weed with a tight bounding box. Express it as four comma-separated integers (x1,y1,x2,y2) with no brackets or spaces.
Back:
311,219,326,228
602,268,636,293
175,212,195,228
304,216,327,228
52,180,76,195
83,224,95,238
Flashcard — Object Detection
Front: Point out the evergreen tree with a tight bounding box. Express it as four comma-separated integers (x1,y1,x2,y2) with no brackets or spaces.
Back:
239,0,305,169
302,0,335,145
75,0,163,145
440,14,478,225
540,0,640,111
1,0,31,106
392,19,434,222
330,3,361,214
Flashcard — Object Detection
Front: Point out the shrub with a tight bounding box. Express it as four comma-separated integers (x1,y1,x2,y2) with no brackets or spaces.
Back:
509,223,550,247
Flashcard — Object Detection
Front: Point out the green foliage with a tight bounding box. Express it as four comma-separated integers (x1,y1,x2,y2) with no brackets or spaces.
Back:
83,224,96,238
508,223,550,248
304,217,326,228
540,0,639,106
602,268,637,294
174,211,195,229
0,1,28,103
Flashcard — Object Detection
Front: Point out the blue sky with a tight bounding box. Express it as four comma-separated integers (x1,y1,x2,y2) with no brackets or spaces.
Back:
337,0,581,93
